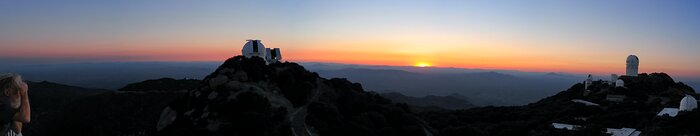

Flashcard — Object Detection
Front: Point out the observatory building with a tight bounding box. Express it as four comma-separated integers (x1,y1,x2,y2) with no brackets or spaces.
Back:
585,74,593,90
680,95,698,111
615,79,625,87
241,39,282,64
602,55,638,87
626,55,639,76
657,95,698,117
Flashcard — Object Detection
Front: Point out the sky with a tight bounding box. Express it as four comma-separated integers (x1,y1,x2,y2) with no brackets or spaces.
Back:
1,0,700,79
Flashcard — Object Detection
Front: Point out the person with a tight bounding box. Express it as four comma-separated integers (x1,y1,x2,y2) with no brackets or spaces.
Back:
0,74,30,136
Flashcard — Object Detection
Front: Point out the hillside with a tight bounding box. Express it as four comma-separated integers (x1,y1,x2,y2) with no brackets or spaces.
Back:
42,91,184,136
157,56,433,136
22,79,191,136
22,81,110,136
420,73,700,135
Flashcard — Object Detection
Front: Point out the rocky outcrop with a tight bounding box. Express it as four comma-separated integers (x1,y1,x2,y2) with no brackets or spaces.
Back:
157,56,432,136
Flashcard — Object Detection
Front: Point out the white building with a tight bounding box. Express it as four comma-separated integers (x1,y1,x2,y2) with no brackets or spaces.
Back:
680,95,698,111
552,123,581,130
626,55,639,76
656,95,698,117
657,108,679,117
265,48,282,63
242,39,266,58
615,79,625,87
572,99,600,106
606,128,641,136
241,39,282,64
610,74,619,85
585,74,593,90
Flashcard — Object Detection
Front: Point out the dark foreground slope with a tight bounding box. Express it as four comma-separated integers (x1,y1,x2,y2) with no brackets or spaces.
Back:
157,56,432,136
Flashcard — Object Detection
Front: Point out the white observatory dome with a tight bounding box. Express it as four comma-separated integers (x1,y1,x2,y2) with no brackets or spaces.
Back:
680,95,698,111
242,39,267,59
615,79,625,87
626,55,639,76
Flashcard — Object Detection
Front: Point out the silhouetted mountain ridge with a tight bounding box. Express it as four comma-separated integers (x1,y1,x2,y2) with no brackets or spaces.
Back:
157,56,433,136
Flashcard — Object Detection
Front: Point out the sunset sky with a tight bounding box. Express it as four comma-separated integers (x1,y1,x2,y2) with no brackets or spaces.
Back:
1,0,700,78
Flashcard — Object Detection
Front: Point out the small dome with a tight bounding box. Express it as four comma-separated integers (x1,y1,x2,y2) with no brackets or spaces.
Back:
242,39,267,58
615,79,625,87
680,95,698,111
626,55,639,63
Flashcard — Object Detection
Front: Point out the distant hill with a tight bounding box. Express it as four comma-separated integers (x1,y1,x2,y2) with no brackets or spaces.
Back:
300,62,549,76
21,81,110,136
687,82,700,92
118,78,201,92
313,68,580,106
380,92,474,110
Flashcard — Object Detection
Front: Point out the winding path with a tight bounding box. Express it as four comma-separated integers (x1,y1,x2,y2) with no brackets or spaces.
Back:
289,80,324,136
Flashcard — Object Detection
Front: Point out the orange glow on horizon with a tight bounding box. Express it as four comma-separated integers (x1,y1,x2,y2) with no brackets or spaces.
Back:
414,62,433,67
3,40,699,79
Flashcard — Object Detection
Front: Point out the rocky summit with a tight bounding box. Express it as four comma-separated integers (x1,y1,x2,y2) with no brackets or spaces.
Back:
156,56,432,136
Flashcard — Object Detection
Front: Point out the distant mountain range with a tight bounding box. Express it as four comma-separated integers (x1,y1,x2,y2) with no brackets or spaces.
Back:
2,61,698,106
0,62,219,89
301,62,700,106
311,68,580,106
118,78,201,92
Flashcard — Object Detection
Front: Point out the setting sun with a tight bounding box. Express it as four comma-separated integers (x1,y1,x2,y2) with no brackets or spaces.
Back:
414,62,433,67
